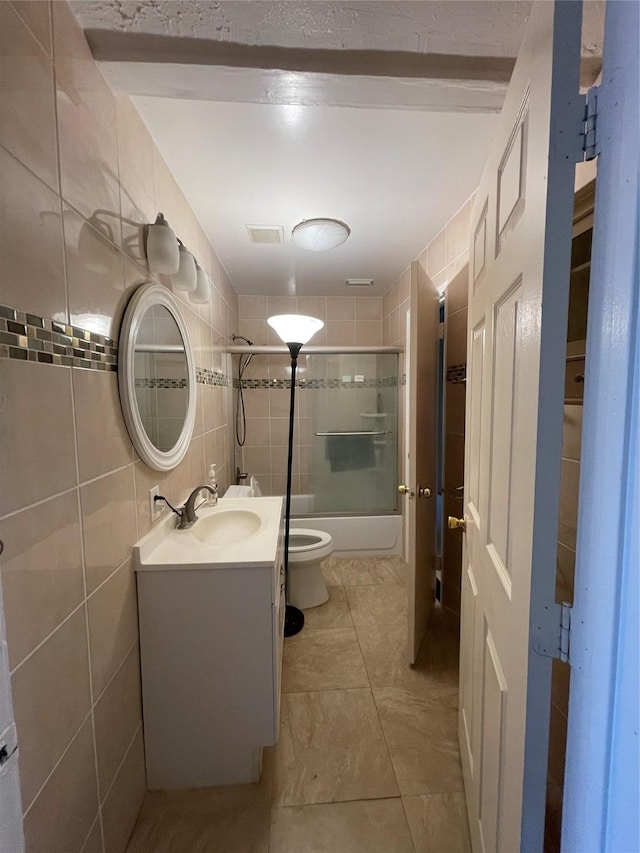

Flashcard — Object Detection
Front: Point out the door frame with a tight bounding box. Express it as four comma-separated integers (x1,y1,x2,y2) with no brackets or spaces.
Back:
563,1,639,848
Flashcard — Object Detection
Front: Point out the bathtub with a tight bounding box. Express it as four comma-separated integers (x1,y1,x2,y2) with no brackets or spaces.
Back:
289,494,402,557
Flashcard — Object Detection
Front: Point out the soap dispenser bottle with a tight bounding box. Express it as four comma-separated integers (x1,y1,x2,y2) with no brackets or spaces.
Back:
207,463,218,505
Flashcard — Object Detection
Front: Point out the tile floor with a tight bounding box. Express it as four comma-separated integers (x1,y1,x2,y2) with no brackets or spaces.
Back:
126,556,471,852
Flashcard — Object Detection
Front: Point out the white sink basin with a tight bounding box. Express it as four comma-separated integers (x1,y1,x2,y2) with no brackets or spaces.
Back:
134,496,284,571
191,509,262,545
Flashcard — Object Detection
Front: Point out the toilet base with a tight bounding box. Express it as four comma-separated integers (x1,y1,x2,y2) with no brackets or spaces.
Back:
288,562,330,610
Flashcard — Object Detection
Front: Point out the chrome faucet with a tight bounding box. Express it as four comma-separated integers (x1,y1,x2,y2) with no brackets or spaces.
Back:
155,485,216,530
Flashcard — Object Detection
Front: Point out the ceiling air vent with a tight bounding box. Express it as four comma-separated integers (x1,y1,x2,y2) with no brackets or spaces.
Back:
345,278,374,287
245,225,284,245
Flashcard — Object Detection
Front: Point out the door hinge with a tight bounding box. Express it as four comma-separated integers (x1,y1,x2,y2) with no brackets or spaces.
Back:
582,86,599,161
533,601,572,664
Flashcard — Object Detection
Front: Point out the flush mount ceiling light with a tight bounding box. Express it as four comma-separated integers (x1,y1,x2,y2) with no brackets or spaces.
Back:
291,218,350,252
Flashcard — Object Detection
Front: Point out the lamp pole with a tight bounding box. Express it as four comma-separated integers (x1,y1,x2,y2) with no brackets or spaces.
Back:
283,341,304,637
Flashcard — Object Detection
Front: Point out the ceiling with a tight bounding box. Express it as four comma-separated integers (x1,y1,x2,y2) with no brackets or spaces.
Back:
71,1,604,297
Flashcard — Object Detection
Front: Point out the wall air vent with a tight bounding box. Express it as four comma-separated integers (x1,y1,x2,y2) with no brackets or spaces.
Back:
245,225,284,245
345,278,374,287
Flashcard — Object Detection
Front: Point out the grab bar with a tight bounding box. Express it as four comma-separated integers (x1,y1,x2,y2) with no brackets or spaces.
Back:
315,430,387,436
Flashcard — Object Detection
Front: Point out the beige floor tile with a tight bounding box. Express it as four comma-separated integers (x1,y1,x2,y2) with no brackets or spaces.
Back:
270,798,414,853
321,560,343,587
339,556,407,587
402,793,471,852
302,586,352,629
127,808,270,853
273,689,398,806
127,759,274,853
374,686,463,796
357,616,459,691
282,627,369,693
346,584,407,626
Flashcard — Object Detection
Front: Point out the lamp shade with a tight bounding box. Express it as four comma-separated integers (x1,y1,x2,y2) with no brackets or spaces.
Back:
292,218,350,252
267,314,324,345
189,264,210,304
146,213,179,274
171,245,197,292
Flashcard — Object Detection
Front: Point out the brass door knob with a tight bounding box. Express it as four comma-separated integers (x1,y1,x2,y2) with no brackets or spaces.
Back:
398,484,415,498
448,516,466,532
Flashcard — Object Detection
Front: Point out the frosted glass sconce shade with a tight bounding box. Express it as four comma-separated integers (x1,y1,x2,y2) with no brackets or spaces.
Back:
292,218,350,252
146,213,179,274
267,314,324,345
172,245,197,292
190,264,210,304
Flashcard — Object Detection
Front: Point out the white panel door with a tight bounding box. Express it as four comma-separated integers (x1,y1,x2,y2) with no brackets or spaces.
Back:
458,2,583,850
404,260,439,663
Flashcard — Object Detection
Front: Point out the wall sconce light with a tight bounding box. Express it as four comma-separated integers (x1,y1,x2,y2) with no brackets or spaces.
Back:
145,213,212,304
190,264,211,304
172,243,197,292
146,213,179,274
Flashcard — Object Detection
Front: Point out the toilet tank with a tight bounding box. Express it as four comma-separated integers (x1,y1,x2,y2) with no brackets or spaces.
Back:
223,485,254,498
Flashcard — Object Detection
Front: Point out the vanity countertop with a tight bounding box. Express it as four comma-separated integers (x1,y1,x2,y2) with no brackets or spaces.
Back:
134,496,284,572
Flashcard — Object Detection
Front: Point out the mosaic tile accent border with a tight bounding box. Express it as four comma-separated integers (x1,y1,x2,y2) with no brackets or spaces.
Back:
446,363,467,384
135,378,188,389
235,376,400,390
197,366,231,387
0,305,233,388
0,305,118,370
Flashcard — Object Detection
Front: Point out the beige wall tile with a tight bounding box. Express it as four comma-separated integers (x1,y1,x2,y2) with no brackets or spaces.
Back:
355,298,382,323
9,1,52,57
326,297,355,322
243,446,272,477
101,728,146,853
244,417,271,447
0,147,66,320
133,461,172,537
94,645,142,798
427,228,447,277
326,321,356,346
446,201,472,265
79,818,104,853
445,265,470,317
73,370,132,482
23,718,99,853
0,360,76,515
0,4,58,191
267,296,296,318
12,607,91,808
53,2,120,232
238,295,267,320
355,321,382,346
297,296,327,321
80,465,137,594
269,388,291,419
87,558,138,697
239,319,268,346
0,491,83,668
64,207,126,340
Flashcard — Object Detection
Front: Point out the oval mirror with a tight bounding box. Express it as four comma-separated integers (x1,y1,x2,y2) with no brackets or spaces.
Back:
118,283,196,470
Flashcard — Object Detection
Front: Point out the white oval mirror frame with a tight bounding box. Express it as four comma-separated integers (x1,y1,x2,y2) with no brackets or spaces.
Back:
118,282,197,471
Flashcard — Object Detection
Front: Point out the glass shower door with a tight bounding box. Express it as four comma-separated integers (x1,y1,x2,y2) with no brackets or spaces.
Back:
301,353,398,514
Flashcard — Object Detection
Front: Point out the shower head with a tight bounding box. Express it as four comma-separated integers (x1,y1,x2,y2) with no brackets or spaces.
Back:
232,334,254,346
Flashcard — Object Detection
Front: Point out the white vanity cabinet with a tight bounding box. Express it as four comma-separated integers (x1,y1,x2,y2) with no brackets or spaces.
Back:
134,497,285,789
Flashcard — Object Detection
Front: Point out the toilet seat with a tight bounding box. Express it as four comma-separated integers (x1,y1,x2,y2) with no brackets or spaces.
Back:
288,529,333,563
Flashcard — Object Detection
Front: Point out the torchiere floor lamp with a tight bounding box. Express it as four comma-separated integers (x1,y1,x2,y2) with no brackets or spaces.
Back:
267,314,324,637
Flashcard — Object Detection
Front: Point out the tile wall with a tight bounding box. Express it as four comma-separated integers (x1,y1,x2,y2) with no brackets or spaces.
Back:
0,2,238,851
235,295,383,497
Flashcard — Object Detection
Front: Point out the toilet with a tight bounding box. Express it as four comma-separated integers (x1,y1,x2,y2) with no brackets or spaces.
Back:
224,479,332,609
